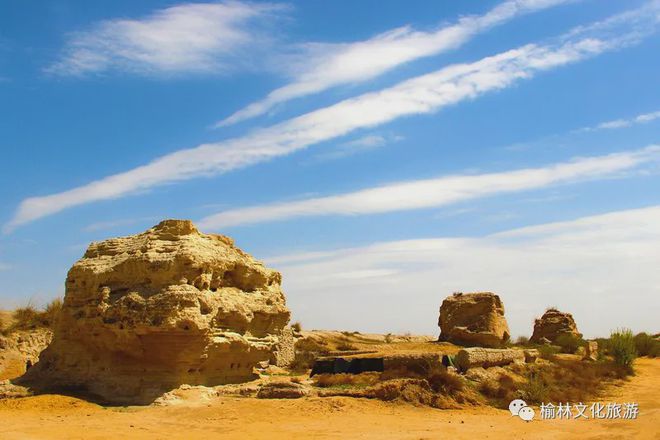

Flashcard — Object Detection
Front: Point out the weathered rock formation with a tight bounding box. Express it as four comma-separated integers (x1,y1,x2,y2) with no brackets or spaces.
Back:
583,341,598,361
23,220,290,404
270,326,295,367
454,347,525,371
530,308,581,344
0,329,52,380
438,292,510,348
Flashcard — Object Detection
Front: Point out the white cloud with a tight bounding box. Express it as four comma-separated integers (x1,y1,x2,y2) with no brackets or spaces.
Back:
48,1,286,76
197,146,660,229
312,133,403,161
6,5,658,232
0,263,10,271
579,110,660,132
269,206,660,337
216,0,577,126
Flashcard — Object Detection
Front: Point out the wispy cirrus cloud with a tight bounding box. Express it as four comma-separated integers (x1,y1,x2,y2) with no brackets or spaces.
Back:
216,0,577,126
578,109,660,132
270,205,660,336
48,1,287,76
197,146,660,229
312,133,404,162
6,4,658,233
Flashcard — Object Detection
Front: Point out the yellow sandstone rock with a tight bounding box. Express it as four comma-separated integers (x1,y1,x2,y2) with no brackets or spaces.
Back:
438,292,510,348
529,308,582,344
24,219,291,404
454,347,525,371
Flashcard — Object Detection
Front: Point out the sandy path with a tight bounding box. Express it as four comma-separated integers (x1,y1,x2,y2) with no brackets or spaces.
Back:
1,358,657,440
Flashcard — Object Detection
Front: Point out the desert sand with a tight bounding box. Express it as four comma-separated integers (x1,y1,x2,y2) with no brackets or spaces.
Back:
1,357,657,440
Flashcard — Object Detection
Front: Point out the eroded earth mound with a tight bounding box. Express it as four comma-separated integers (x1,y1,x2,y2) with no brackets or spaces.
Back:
22,219,291,403
529,308,581,344
438,292,510,348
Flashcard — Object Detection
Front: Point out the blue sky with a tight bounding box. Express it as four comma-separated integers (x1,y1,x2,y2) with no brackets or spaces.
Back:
1,0,659,338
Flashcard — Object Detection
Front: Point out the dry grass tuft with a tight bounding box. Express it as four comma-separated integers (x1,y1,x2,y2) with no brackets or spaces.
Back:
2,298,63,335
477,357,630,408
335,336,358,351
313,372,380,388
480,373,519,403
522,358,629,404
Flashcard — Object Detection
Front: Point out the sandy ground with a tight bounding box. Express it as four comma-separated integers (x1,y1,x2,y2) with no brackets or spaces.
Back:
0,357,657,440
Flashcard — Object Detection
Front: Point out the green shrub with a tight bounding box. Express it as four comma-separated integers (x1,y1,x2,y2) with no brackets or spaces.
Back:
609,329,637,373
538,344,559,360
650,343,660,358
521,371,549,404
555,334,585,354
633,332,659,357
594,337,611,356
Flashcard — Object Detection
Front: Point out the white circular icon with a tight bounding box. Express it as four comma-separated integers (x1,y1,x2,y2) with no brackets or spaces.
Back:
518,406,535,421
509,399,527,416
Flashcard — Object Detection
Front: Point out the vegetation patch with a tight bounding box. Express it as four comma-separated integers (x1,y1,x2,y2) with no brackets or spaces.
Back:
1,299,62,335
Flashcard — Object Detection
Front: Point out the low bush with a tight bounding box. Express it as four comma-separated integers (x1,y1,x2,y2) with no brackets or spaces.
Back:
555,333,585,354
291,321,302,333
520,371,549,404
42,297,63,327
4,298,63,334
634,332,659,357
594,337,611,356
379,361,464,396
479,374,518,403
523,358,628,404
538,344,560,360
609,329,637,373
